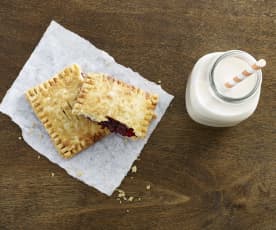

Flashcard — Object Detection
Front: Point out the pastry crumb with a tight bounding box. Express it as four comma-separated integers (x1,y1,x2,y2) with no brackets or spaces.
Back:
157,80,162,84
137,158,141,161
131,165,137,173
37,155,41,159
119,200,122,204
51,172,55,177
18,136,22,140
138,197,142,201
116,189,126,199
146,184,151,190
128,196,134,202
76,171,83,177
130,177,134,180
126,209,130,213
118,193,125,198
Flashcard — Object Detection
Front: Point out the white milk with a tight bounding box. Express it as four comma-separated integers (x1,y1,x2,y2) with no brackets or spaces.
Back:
185,50,262,127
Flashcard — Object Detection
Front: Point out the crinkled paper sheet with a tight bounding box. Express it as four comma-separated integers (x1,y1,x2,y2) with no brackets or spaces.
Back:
0,21,174,195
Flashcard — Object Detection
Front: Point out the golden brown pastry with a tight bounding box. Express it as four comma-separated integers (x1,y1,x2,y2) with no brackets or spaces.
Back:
73,73,159,138
25,65,109,158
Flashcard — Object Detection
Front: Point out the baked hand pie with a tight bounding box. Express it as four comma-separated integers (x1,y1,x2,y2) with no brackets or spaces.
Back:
72,73,159,138
25,64,109,158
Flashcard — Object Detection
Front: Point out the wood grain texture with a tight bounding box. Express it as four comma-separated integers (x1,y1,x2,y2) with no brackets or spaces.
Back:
0,0,275,229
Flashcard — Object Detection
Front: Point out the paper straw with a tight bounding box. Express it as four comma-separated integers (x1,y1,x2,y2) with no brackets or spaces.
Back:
224,59,266,88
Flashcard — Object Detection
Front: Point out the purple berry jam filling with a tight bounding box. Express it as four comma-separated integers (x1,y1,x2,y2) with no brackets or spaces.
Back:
100,117,135,137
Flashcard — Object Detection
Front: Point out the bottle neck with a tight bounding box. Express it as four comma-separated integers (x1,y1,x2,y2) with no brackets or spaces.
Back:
209,50,262,103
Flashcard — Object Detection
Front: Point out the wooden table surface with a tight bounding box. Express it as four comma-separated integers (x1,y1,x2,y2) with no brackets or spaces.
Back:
1,1,275,229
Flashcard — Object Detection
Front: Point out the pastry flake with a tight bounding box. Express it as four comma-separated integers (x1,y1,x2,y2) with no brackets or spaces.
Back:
73,73,159,138
25,64,109,158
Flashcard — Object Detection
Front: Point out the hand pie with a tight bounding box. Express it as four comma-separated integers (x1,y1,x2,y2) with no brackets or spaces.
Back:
25,65,109,158
72,73,159,138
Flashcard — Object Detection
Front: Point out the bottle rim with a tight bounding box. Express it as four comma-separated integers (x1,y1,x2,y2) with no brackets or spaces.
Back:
209,50,262,103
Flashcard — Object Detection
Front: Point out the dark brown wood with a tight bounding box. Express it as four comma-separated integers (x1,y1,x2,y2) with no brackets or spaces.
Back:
1,1,275,229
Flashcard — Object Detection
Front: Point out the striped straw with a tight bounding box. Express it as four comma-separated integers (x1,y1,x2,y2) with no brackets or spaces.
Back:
224,59,266,88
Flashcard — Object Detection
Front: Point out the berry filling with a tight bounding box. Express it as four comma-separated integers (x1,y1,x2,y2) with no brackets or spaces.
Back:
100,117,135,137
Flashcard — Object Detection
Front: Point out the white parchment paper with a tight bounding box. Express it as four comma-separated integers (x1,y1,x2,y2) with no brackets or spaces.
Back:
0,21,173,196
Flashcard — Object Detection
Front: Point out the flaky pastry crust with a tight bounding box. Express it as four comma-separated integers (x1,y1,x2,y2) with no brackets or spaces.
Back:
73,73,158,138
25,65,109,158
